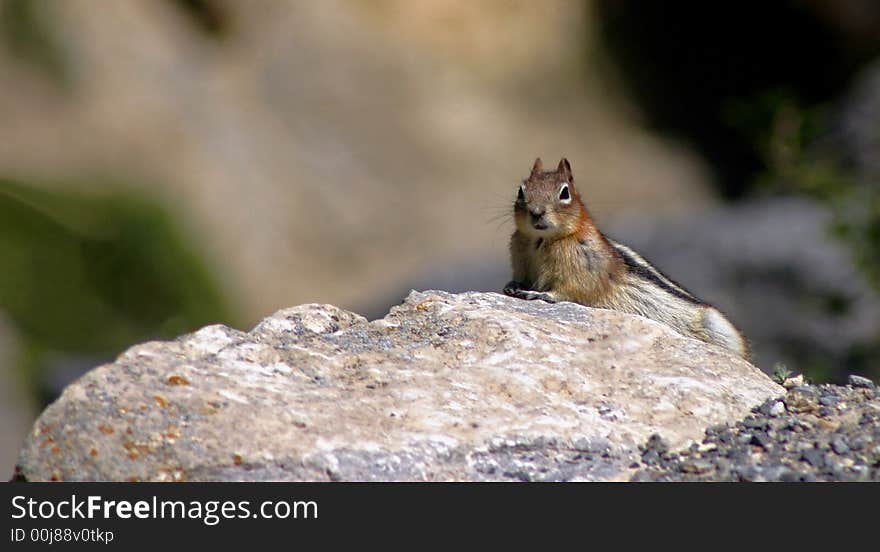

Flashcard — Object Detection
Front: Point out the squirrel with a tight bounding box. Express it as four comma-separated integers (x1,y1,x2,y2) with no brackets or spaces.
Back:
503,157,749,359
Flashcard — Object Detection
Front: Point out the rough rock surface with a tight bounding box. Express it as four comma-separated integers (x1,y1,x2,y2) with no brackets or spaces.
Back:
15,291,781,482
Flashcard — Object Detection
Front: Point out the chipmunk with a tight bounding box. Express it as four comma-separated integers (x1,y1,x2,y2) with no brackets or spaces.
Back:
503,157,749,359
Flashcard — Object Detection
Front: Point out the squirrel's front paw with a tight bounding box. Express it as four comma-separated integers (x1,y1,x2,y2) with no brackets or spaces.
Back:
503,281,524,296
504,285,557,303
519,290,558,303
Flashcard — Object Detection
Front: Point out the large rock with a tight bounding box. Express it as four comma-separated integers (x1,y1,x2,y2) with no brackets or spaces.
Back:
15,291,782,482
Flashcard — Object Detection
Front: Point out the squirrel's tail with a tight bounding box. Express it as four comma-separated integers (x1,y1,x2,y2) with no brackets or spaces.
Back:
701,307,750,360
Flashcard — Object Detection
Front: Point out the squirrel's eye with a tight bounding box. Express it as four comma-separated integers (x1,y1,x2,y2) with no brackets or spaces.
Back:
517,186,525,202
559,184,570,201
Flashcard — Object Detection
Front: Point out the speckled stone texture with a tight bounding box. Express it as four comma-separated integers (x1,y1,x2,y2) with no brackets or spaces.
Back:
631,377,880,482
15,290,782,481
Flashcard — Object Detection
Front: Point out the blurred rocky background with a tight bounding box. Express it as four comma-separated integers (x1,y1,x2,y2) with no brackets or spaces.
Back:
1,0,879,472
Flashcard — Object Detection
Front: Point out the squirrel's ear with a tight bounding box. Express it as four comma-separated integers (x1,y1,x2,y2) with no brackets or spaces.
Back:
531,157,543,175
558,158,572,177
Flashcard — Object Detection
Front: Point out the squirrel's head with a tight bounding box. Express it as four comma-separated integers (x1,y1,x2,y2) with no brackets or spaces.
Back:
514,157,586,239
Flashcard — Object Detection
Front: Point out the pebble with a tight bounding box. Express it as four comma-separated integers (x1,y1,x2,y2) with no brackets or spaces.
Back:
750,432,773,449
641,450,660,466
801,448,825,468
848,375,875,389
697,442,717,453
742,416,766,430
819,396,840,407
680,459,713,474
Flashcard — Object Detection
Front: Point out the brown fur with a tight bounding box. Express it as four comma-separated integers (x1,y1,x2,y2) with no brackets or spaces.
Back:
505,157,749,359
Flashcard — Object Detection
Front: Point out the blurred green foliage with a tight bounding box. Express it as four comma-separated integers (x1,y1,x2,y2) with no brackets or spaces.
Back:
594,1,873,198
0,178,236,403
734,91,880,382
0,0,68,84
741,92,880,292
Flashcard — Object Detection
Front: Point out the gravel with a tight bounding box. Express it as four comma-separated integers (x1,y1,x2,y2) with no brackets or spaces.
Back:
631,376,880,481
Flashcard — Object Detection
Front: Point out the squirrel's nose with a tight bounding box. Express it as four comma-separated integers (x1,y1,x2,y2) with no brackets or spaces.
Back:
529,208,545,219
